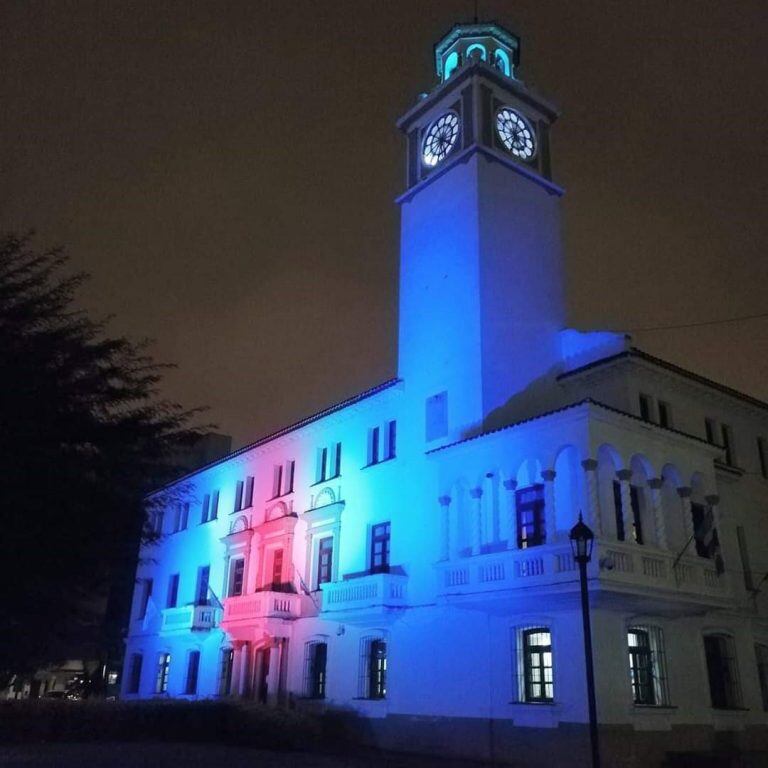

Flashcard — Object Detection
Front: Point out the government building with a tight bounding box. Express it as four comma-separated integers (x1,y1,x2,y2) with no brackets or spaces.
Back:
122,21,768,766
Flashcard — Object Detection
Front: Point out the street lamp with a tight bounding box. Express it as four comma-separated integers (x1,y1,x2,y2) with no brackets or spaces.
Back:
569,513,600,768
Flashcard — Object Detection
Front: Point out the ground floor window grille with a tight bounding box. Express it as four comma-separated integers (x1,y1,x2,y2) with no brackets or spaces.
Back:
513,627,554,702
704,634,742,709
155,653,171,694
358,636,387,699
219,648,234,696
628,626,669,706
303,641,328,699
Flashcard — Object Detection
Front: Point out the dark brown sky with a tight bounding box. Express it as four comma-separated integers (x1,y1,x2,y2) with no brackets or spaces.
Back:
2,0,767,448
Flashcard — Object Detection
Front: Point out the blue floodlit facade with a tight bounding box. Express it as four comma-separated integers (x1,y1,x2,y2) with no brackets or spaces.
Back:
123,21,768,766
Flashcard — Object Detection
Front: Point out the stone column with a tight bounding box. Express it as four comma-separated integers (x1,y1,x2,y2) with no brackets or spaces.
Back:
648,478,668,549
678,486,694,544
616,469,635,543
581,459,601,535
238,642,251,697
503,479,518,549
438,495,451,561
231,641,245,697
469,487,483,555
541,469,557,544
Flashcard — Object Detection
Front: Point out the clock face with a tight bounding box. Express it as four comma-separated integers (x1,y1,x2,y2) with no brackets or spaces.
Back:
422,111,460,168
496,108,536,160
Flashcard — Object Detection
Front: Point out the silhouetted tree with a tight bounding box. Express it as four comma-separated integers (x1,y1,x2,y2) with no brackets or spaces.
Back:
0,232,205,687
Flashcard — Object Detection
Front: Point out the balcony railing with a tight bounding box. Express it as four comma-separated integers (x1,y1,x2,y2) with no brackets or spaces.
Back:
221,591,301,624
434,539,730,606
320,571,408,617
160,604,219,635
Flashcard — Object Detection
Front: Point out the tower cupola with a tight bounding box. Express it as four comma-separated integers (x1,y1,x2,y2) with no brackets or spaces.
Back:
434,22,520,82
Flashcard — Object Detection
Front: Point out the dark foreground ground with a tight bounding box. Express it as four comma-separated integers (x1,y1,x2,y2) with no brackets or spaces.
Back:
0,743,482,768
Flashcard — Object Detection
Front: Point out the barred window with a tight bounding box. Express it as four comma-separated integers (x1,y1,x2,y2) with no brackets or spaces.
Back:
704,634,742,709
303,641,328,699
628,626,670,706
155,653,171,694
358,636,387,699
522,628,553,702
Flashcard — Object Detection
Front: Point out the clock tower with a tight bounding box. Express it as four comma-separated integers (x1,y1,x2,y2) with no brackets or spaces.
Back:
396,22,566,444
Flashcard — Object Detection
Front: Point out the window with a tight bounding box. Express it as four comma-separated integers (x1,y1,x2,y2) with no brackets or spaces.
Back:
151,510,164,536
522,628,553,702
233,477,254,513
155,653,171,694
758,438,768,479
304,641,327,699
426,391,449,441
184,650,200,696
174,502,189,532
658,400,672,429
613,482,643,544
628,626,669,706
370,522,391,573
316,443,342,483
196,565,210,605
166,574,179,609
317,537,334,587
639,394,652,422
737,526,754,592
137,578,153,620
756,644,768,711
691,503,719,560
360,639,387,699
200,491,218,523
705,418,717,445
367,421,396,465
229,558,245,597
704,634,742,709
127,653,143,694
516,485,545,548
272,461,295,497
271,549,284,590
721,424,735,466
219,648,234,696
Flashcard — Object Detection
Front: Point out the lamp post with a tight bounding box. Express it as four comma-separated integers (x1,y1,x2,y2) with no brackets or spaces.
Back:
570,513,600,768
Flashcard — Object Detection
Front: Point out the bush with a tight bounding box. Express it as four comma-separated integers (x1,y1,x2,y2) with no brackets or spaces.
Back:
0,699,324,749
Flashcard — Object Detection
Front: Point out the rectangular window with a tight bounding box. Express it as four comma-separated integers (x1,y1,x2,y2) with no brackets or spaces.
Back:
613,482,643,544
166,574,179,609
219,648,234,696
244,476,254,508
175,502,189,532
304,641,327,699
704,634,742,709
271,549,284,590
658,400,671,429
516,485,545,548
370,522,391,573
155,653,171,694
284,460,295,494
756,644,768,711
210,490,219,520
691,503,718,559
737,526,754,592
138,578,153,620
369,426,380,465
426,391,449,441
369,639,387,699
185,650,200,696
127,653,143,694
639,394,652,422
721,424,734,466
331,443,341,478
201,494,210,524
705,417,717,445
272,464,283,498
196,565,210,605
317,537,334,587
229,558,245,597
152,510,164,536
758,437,768,480
317,446,328,482
627,627,669,706
386,420,397,460
522,628,553,702
233,480,244,513
272,461,294,497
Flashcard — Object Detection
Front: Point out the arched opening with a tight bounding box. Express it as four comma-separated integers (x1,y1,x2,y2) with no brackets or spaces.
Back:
444,50,460,79
629,454,655,546
596,444,622,540
554,445,582,533
466,43,487,62
493,48,511,76
660,464,684,550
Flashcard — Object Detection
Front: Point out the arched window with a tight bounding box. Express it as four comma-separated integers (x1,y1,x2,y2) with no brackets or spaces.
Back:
465,43,487,62
494,49,511,76
444,51,460,80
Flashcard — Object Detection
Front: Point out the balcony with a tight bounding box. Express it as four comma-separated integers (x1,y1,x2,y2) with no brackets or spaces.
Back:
320,570,408,624
434,540,732,614
220,591,303,637
160,604,219,635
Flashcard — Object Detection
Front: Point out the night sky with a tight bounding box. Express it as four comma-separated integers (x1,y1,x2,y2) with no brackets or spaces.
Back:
2,0,766,448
